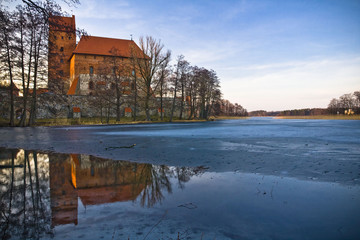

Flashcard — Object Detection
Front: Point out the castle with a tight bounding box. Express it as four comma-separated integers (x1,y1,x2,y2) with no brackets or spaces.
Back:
47,15,154,119
48,15,143,94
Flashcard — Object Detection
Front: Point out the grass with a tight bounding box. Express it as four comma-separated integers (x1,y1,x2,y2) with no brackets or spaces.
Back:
212,116,249,120
2,115,358,127
275,115,360,120
0,116,208,127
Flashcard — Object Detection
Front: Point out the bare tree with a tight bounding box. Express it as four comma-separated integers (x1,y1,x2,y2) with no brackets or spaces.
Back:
0,8,16,126
0,0,83,126
156,58,171,121
98,48,132,121
169,55,188,122
131,36,171,121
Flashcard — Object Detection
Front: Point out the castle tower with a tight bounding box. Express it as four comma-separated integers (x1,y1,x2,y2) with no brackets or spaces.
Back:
48,15,76,94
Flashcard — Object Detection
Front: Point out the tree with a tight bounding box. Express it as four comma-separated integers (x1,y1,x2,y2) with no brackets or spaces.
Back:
196,68,221,119
131,36,171,121
1,0,83,126
327,91,360,115
156,58,171,121
178,58,190,120
170,55,188,122
98,48,132,121
0,7,16,126
328,98,340,114
339,93,355,110
186,66,200,119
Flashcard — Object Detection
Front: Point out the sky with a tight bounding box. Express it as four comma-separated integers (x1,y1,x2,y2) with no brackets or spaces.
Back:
7,0,360,111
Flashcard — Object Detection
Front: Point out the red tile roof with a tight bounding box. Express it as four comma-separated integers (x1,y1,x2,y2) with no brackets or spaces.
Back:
73,36,146,58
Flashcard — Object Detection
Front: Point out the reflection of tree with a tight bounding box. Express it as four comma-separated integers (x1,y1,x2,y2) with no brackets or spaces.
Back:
137,164,206,207
0,149,51,240
138,165,172,207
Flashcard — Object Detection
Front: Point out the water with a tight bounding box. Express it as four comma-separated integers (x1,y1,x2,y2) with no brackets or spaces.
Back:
1,148,359,240
1,118,360,239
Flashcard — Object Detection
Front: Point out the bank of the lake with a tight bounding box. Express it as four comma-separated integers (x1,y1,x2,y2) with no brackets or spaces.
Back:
276,115,360,120
0,116,209,127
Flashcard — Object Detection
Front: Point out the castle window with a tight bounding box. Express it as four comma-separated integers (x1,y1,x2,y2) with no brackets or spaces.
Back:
68,36,71,40
60,47,64,52
60,59,64,63
132,70,135,76
61,36,64,39
59,70,64,77
89,66,94,74
89,81,94,90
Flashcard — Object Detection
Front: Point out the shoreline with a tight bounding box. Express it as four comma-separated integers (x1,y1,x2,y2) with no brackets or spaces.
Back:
274,115,360,120
0,116,249,127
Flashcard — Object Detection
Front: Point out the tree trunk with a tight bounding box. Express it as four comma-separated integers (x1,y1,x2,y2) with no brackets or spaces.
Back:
169,78,178,122
133,74,137,121
116,95,121,122
19,14,33,127
179,82,184,119
145,93,151,121
160,79,163,121
29,29,42,126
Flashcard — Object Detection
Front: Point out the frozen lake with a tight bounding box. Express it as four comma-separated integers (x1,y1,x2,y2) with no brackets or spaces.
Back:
1,117,359,184
0,118,360,239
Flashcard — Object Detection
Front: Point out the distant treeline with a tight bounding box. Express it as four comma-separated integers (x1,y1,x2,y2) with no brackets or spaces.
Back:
249,109,327,117
278,108,328,116
249,90,360,117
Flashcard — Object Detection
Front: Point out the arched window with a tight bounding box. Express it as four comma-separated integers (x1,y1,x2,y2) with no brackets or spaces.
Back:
89,66,94,74
89,81,94,90
60,47,64,52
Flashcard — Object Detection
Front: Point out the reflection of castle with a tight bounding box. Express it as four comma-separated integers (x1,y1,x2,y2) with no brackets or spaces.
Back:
1,149,199,236
49,154,148,226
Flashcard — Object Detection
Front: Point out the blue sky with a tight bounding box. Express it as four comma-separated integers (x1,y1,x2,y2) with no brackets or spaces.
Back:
10,0,360,111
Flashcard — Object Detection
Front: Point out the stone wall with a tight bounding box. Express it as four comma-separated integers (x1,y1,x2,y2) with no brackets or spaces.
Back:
0,89,189,120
